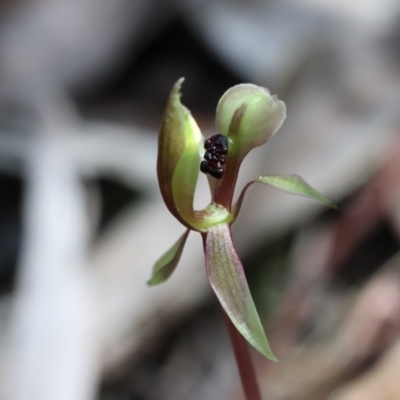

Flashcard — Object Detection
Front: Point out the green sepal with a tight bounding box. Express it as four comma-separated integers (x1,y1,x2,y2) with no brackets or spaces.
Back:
215,84,286,165
205,223,277,360
148,230,190,286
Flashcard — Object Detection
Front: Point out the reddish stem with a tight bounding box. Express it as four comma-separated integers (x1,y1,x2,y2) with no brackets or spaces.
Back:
223,310,263,400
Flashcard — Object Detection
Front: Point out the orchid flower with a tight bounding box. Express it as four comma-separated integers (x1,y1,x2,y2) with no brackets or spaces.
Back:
148,78,335,361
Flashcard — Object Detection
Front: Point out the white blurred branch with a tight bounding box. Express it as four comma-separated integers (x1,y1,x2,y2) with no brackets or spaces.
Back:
7,131,98,400
0,124,157,190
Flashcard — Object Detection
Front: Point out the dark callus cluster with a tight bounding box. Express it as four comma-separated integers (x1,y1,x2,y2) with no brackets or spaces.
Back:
200,134,228,179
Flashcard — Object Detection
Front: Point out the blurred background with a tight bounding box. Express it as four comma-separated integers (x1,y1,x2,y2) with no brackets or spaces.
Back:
1,0,400,399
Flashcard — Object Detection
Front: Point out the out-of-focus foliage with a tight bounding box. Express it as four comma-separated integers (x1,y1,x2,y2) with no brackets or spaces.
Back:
1,1,400,399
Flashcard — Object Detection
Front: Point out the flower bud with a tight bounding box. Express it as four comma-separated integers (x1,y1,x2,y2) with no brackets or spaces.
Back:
215,84,286,163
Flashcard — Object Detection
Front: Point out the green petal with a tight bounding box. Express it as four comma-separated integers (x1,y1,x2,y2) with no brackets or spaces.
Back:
205,224,276,360
232,174,336,219
157,78,204,229
257,174,337,208
148,230,190,286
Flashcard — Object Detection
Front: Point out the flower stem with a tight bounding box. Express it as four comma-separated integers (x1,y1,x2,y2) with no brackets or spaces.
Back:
223,310,262,400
